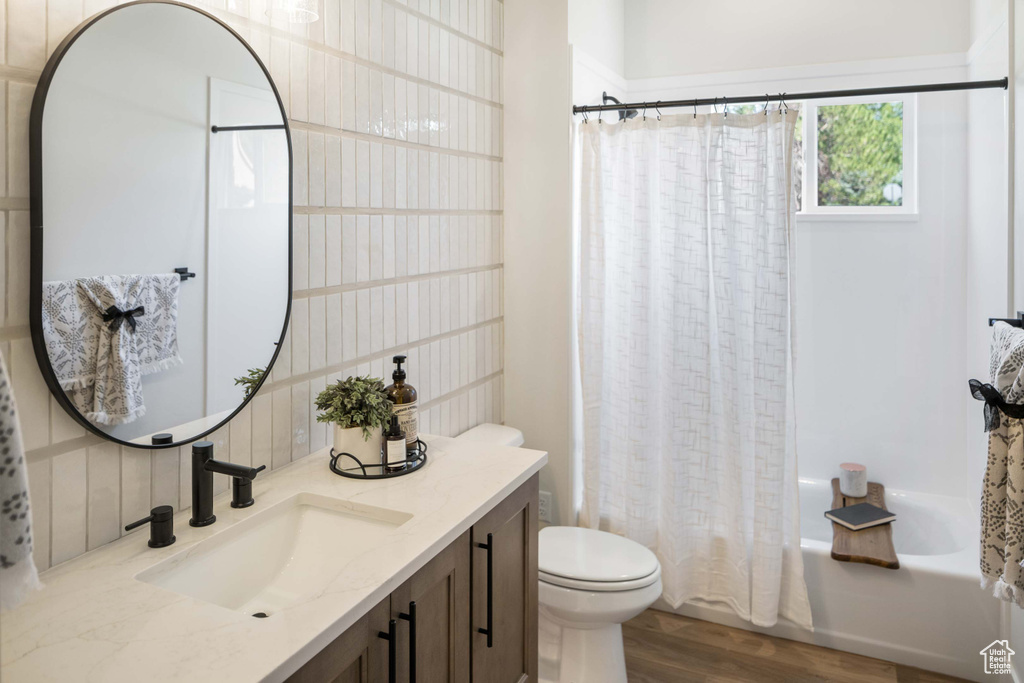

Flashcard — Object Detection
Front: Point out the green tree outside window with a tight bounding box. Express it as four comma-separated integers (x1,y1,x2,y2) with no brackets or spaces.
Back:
817,102,903,207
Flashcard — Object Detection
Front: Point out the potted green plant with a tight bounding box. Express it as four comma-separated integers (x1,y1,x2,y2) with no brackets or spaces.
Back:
314,375,393,465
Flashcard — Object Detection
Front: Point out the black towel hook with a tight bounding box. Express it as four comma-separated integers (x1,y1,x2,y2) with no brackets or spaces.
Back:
175,267,196,281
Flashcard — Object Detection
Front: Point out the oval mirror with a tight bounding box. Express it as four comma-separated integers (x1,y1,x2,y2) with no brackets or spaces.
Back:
29,1,291,448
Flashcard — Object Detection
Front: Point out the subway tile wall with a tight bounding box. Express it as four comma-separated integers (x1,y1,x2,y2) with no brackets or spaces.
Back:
1,0,503,570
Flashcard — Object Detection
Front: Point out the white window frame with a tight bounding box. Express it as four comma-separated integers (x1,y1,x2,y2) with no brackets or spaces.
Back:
797,93,918,221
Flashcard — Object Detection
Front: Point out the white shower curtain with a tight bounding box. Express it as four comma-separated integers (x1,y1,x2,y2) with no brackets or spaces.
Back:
576,109,812,629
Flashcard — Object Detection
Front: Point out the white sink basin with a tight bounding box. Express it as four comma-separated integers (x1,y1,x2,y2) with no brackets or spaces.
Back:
136,493,413,617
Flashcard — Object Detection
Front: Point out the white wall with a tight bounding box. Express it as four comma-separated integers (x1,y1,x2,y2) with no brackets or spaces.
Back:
794,87,972,498
622,0,971,80
975,0,1010,42
504,0,574,525
568,0,625,78
967,10,1011,494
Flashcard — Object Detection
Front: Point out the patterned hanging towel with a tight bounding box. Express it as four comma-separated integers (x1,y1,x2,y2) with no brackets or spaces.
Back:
41,274,182,425
974,321,1024,605
0,352,41,611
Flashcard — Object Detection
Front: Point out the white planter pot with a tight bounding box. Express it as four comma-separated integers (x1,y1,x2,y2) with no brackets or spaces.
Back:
333,425,383,467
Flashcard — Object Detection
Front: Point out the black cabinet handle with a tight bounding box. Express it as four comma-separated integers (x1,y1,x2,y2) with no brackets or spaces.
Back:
476,532,493,648
378,618,397,683
399,601,417,682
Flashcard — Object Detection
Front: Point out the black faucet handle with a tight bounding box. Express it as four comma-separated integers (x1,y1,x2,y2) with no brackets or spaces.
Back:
231,465,266,509
125,505,176,548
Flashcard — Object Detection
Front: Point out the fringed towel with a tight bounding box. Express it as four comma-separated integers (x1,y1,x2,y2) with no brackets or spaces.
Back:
974,322,1024,605
0,353,41,611
41,274,182,425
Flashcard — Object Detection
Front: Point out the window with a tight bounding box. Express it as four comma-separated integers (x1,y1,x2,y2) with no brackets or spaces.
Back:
798,95,916,217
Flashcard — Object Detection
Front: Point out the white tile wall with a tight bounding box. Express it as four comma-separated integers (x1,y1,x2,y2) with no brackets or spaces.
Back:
1,0,504,570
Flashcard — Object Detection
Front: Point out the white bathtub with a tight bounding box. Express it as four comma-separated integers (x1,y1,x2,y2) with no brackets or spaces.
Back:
659,478,1001,681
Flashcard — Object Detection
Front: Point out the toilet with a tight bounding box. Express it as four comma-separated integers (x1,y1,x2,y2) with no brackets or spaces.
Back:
456,424,663,683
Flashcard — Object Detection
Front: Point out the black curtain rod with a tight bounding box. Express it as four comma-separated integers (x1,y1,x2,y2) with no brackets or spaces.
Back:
572,77,1009,114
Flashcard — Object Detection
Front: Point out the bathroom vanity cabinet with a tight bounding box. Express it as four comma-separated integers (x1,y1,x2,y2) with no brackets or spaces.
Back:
288,475,539,683
0,440,547,683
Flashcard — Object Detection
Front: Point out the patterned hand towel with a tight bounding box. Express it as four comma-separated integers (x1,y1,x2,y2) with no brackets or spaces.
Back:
980,322,1024,605
0,353,41,611
41,274,182,425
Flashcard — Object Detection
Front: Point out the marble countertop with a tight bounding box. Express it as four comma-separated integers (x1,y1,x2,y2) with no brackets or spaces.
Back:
0,435,547,683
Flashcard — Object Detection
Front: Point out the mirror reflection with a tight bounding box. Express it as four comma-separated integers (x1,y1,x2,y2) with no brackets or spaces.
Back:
34,3,290,446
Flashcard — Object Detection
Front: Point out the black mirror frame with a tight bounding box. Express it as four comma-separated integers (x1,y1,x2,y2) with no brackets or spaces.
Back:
28,0,293,450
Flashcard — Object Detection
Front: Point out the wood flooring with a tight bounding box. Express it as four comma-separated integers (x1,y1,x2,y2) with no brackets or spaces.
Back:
623,609,970,683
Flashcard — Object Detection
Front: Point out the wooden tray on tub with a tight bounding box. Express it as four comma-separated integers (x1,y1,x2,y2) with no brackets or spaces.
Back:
829,478,899,570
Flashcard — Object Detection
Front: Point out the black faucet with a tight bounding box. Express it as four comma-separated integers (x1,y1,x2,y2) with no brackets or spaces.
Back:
189,441,261,527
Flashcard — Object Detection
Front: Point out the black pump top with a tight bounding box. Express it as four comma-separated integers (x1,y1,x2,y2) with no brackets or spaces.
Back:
392,355,406,381
388,414,403,437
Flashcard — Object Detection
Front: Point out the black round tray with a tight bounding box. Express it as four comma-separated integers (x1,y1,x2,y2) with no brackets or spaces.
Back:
328,439,428,479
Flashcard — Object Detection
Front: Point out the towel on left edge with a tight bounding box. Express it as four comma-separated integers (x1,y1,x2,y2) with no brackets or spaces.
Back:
0,352,41,612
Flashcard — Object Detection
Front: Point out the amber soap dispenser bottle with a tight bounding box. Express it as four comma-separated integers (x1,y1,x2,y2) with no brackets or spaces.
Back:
385,355,418,450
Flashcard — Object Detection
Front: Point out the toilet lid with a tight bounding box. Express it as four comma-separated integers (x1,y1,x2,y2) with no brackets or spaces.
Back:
539,527,660,584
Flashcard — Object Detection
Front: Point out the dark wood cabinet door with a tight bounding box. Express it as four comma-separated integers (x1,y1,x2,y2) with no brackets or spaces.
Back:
391,530,471,683
471,474,539,683
287,598,391,683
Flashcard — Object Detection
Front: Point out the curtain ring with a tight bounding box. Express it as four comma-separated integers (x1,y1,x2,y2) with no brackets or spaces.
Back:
693,99,697,119
642,102,647,121
781,93,788,113
713,96,718,114
764,93,769,115
598,107,603,124
778,93,783,113
723,96,728,117
582,109,589,124
656,101,662,121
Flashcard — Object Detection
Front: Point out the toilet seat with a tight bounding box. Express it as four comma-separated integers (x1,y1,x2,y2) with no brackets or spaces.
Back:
539,565,661,592
539,527,660,592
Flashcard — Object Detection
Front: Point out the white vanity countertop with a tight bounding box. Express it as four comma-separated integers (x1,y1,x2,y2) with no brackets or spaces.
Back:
0,435,547,683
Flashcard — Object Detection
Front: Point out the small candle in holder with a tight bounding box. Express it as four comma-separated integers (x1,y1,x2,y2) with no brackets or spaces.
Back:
839,462,868,498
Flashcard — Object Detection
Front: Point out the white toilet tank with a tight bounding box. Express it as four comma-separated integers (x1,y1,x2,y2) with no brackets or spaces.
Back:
455,423,524,447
